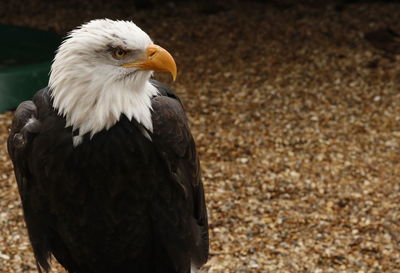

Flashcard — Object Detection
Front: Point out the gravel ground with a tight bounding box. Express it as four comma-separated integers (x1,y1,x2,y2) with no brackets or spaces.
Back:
1,1,400,272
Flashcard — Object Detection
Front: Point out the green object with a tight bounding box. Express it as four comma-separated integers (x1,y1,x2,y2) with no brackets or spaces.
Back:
0,25,61,112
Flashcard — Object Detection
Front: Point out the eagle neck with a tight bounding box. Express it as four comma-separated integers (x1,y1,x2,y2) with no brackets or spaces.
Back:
50,78,158,145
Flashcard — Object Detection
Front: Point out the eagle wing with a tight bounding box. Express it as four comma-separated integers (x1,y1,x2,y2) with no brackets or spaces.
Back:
150,80,209,269
7,89,56,272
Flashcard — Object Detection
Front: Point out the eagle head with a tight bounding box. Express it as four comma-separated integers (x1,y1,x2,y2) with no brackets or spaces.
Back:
48,19,177,143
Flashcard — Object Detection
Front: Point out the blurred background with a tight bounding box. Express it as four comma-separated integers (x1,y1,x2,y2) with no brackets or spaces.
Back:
0,0,400,272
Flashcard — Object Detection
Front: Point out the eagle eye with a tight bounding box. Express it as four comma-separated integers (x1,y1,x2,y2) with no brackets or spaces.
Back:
112,47,128,60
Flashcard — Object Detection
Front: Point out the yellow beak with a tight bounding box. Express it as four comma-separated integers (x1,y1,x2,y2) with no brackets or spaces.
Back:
122,44,177,81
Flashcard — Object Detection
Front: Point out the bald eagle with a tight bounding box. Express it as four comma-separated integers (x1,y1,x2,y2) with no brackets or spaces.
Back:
7,19,208,273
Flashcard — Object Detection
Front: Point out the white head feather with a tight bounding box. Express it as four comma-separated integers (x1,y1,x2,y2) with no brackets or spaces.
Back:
49,19,159,144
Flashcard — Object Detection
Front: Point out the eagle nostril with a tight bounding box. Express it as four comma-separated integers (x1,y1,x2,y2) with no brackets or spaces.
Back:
147,47,157,58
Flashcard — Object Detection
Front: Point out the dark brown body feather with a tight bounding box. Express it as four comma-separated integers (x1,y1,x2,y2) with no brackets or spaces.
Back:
7,80,209,273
